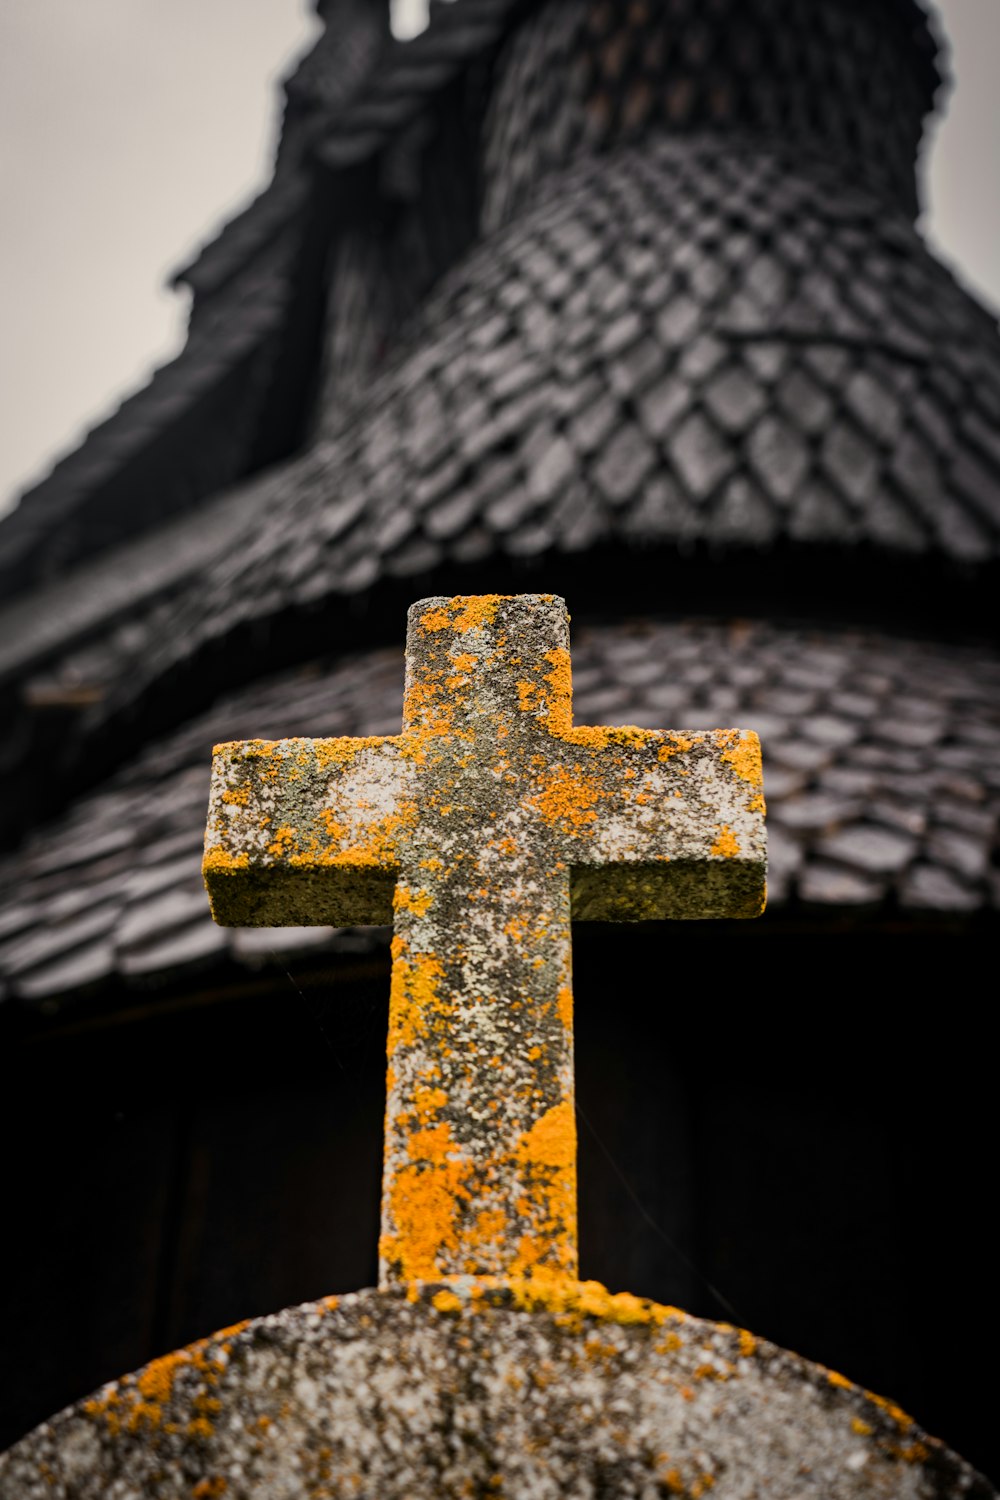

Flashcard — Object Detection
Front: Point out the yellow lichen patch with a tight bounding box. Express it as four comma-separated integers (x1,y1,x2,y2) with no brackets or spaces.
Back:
561,723,655,751
213,1320,252,1340
888,1439,930,1464
864,1389,916,1431
296,801,416,872
266,825,297,860
738,1328,757,1358
420,595,504,633
715,728,763,787
84,1322,251,1443
509,1101,578,1276
528,766,601,833
556,985,573,1033
202,845,249,873
518,1100,575,1171
409,1082,448,1119
826,1369,854,1392
540,648,573,734
452,595,503,632
381,1121,471,1281
432,1288,463,1314
747,791,766,814
400,677,457,736
416,606,453,632
312,735,385,773
387,946,448,1057
474,1208,507,1247
517,680,539,714
657,733,699,760
508,1271,675,1328
852,1418,874,1437
710,825,740,859
221,786,249,806
394,884,432,917
135,1351,186,1406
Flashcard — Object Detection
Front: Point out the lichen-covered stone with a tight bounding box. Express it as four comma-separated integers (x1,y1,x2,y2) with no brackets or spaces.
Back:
1,1283,991,1500
203,595,766,1285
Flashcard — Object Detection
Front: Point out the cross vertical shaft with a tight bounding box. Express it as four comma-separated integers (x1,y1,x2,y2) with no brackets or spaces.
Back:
381,595,578,1285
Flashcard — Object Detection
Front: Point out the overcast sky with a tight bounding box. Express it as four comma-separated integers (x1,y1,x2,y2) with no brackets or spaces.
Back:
0,0,997,518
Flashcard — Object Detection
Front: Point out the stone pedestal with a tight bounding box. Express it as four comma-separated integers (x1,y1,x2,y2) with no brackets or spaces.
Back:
1,1281,992,1499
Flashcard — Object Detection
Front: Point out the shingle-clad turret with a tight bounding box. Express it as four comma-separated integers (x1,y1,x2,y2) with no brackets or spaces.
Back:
482,0,941,230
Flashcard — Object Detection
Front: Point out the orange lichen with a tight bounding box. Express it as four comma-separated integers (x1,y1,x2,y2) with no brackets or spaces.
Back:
738,1328,757,1358
432,1288,463,1314
409,1082,448,1118
710,825,740,858
865,1389,915,1431
289,799,416,871
852,1418,874,1437
394,884,432,917
509,1101,578,1276
381,1120,471,1281
506,1271,677,1328
266,825,297,859
475,1208,508,1244
747,792,766,814
540,648,573,734
420,595,503,633
715,728,763,787
387,945,448,1057
202,845,249,873
529,766,601,832
517,680,540,713
84,1322,251,1444
657,733,699,760
192,1480,228,1499
136,1351,187,1406
312,735,384,773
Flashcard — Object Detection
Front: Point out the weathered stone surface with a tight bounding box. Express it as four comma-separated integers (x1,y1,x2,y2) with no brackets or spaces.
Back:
1,1283,992,1499
203,595,765,1286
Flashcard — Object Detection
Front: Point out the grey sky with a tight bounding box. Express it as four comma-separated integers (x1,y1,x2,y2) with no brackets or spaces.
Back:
0,0,996,518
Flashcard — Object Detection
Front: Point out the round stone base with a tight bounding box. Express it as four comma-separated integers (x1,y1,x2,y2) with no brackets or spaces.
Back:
0,1281,992,1499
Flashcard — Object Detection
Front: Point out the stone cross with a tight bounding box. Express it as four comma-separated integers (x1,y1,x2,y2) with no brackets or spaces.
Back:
204,594,766,1288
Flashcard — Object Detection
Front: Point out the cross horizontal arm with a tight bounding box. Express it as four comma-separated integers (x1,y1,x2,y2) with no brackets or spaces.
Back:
528,725,766,920
203,735,416,927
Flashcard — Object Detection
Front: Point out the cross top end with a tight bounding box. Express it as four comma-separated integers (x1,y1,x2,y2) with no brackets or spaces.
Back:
204,594,766,1287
